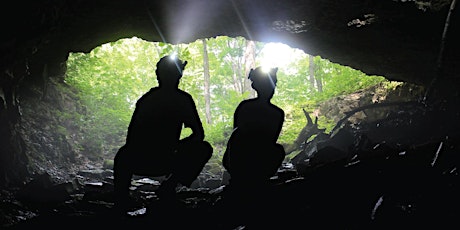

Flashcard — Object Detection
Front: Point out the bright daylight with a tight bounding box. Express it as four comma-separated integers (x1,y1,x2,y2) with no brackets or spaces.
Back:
64,36,388,165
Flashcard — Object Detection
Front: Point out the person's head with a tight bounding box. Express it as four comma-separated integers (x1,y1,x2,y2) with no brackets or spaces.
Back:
248,67,278,98
156,55,188,87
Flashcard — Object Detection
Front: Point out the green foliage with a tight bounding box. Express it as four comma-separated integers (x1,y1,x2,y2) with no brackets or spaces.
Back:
65,36,388,160
382,81,403,90
310,57,386,102
203,121,233,146
56,125,68,137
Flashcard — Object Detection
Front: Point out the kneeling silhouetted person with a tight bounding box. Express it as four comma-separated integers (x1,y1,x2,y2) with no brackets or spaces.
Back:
113,55,212,212
223,67,285,191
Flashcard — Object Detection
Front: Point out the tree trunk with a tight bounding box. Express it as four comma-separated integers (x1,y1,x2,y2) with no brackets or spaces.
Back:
243,40,256,97
202,39,212,125
226,39,243,94
315,74,323,93
309,54,316,92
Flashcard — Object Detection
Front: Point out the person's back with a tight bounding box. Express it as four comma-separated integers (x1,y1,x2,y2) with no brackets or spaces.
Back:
232,98,284,145
113,55,212,213
127,87,201,155
223,67,285,188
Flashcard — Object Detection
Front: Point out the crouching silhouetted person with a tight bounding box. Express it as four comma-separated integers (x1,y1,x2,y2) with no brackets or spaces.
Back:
223,67,285,192
113,55,212,212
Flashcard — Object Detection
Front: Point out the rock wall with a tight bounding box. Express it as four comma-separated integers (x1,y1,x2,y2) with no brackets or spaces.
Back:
1,0,459,187
318,82,425,125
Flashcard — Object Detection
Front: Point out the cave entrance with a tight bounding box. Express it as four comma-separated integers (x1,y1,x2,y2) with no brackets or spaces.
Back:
61,36,412,185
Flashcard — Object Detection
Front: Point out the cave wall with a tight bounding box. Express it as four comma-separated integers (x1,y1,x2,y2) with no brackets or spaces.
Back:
1,1,458,94
3,1,459,84
1,0,459,186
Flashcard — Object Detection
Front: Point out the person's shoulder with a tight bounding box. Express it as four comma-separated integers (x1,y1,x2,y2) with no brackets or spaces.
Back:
177,89,193,98
177,88,189,94
278,107,285,118
143,87,159,95
136,88,149,99
140,87,162,100
174,89,195,104
236,99,252,109
239,99,254,105
276,105,284,112
138,87,157,98
272,104,285,115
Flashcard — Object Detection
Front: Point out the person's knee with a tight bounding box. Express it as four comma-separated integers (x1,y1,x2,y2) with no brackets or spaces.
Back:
113,145,135,172
114,150,124,170
114,145,128,161
188,140,213,161
275,144,286,162
202,141,213,159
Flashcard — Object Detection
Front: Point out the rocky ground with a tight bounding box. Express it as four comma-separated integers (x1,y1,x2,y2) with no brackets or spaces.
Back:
1,143,458,230
0,162,302,230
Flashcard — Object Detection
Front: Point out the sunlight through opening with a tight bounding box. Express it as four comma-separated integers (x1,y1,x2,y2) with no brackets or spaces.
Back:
64,36,400,172
259,42,304,72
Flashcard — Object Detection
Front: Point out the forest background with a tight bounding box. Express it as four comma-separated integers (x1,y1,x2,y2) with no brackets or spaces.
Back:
64,36,387,163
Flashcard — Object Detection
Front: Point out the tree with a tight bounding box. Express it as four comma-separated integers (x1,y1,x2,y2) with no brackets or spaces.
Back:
309,54,316,91
202,38,212,125
243,40,257,97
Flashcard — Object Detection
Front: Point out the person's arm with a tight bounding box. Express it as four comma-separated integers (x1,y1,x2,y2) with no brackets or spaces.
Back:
183,94,205,141
233,102,244,130
271,108,285,142
273,108,285,142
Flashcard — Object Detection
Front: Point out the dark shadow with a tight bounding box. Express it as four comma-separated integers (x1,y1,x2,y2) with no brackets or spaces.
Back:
221,67,285,222
113,55,213,214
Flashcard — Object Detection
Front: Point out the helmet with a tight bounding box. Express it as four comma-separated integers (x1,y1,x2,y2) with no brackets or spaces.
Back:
156,55,188,82
248,67,278,89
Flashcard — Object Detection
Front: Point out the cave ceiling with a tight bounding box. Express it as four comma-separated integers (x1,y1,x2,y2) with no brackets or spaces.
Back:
1,0,459,86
